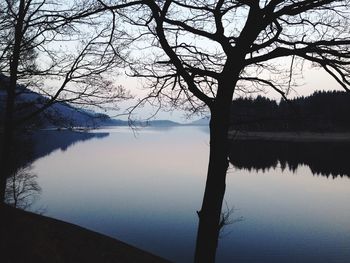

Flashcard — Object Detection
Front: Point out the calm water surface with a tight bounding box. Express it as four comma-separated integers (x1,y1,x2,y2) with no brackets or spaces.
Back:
30,127,350,263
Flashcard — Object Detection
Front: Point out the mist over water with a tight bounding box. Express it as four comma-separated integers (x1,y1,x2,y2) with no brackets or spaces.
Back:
30,127,350,263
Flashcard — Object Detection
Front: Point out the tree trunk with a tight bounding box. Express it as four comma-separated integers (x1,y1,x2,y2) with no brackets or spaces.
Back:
0,85,16,202
0,65,16,202
194,78,236,262
0,0,26,203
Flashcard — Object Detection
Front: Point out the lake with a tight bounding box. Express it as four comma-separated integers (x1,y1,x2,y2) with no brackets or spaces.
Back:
28,126,350,263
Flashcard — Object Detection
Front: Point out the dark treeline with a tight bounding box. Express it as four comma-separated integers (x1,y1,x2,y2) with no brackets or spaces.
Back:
230,91,350,132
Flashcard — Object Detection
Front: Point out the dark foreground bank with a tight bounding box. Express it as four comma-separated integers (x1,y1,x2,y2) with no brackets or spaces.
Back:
0,205,171,263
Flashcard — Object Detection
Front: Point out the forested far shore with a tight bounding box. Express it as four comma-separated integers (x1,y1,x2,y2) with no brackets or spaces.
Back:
230,91,350,132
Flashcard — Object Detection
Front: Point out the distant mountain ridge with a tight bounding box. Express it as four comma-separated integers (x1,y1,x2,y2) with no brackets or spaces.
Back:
97,119,184,127
0,83,111,128
0,87,205,128
0,75,209,128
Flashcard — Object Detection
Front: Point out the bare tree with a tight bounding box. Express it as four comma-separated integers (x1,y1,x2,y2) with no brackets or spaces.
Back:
0,0,133,200
95,1,350,262
3,1,349,261
5,165,41,210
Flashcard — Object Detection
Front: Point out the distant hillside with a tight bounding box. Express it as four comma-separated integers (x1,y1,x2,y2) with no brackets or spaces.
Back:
0,85,187,128
230,91,350,132
144,120,180,126
190,117,210,126
0,83,118,128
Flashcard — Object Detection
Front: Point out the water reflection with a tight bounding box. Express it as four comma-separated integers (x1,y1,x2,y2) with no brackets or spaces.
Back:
25,127,350,263
229,140,350,178
198,137,350,262
30,130,109,164
195,196,243,262
5,165,41,210
1,130,109,206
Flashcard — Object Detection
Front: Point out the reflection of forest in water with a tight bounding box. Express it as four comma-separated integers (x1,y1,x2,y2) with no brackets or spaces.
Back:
229,140,350,178
3,127,349,263
4,130,109,210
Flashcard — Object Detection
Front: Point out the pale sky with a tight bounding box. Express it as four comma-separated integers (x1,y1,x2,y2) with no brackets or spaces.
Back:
114,65,343,123
24,2,345,124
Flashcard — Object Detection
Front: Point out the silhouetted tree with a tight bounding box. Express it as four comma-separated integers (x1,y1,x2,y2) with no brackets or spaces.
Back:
104,1,350,262
5,1,349,261
0,0,132,201
5,165,41,210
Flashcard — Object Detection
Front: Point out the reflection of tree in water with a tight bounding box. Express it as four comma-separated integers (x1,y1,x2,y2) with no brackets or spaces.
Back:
229,140,350,178
218,203,244,239
0,130,109,203
5,165,41,210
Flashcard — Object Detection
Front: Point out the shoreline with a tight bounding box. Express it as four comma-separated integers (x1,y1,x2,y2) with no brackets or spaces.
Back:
228,131,350,142
1,205,171,263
